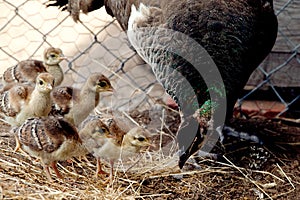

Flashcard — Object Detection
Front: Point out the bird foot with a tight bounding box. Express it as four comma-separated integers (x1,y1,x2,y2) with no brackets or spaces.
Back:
221,125,263,144
51,162,63,180
95,158,109,178
95,169,109,177
13,136,30,157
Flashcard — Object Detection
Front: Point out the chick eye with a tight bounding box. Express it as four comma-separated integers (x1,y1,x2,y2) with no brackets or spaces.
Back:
101,127,108,133
96,126,108,134
39,80,44,85
98,81,107,88
137,137,145,142
49,54,56,58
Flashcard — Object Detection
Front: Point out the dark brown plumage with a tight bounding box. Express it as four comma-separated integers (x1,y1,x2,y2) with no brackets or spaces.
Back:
47,0,278,168
2,47,65,86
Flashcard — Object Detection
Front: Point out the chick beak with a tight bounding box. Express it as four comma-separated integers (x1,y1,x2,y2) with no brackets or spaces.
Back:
46,83,53,90
59,55,67,61
107,86,114,92
144,140,155,148
107,134,117,139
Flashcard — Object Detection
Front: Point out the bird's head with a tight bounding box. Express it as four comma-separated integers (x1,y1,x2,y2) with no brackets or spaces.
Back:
88,73,114,93
123,127,153,152
88,119,114,139
36,73,55,93
44,47,66,65
79,115,115,139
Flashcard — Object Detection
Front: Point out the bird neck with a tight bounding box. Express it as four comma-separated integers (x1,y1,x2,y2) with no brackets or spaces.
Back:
66,85,100,126
28,89,52,113
79,85,100,106
16,89,52,125
105,0,134,30
44,64,64,86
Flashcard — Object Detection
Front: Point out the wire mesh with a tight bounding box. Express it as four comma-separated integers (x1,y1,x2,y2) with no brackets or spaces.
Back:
0,0,299,120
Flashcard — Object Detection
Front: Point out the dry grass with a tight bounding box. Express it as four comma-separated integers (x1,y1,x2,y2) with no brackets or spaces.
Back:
1,119,299,200
0,74,299,199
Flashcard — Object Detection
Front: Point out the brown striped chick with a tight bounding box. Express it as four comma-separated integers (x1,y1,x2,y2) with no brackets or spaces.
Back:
51,73,113,126
13,116,88,181
94,124,152,179
0,83,32,118
2,47,65,86
0,73,54,126
79,115,115,176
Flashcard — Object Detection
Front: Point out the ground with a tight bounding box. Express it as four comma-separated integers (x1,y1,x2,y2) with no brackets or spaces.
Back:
0,104,299,199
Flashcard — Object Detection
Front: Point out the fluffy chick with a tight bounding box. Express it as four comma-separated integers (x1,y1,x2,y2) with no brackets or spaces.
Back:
51,73,113,126
79,115,114,176
13,116,87,181
94,124,152,179
2,47,65,86
0,73,54,126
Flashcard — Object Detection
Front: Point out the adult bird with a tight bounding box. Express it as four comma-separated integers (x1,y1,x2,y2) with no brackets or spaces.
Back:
46,0,278,168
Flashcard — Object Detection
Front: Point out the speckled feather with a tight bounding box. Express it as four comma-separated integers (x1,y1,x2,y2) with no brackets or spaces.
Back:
50,86,74,116
0,84,33,117
3,61,46,84
14,116,87,181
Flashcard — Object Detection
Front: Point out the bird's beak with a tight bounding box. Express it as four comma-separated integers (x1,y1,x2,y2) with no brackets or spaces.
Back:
59,55,67,61
144,140,155,148
107,134,117,139
46,83,53,90
107,86,114,92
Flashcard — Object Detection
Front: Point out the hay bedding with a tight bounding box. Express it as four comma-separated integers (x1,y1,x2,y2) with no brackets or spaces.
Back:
0,107,299,199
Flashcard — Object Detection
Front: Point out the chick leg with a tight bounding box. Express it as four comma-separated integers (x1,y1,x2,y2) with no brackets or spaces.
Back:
109,159,114,182
14,135,21,152
102,159,115,184
51,161,63,179
96,158,108,177
43,164,53,182
14,136,30,157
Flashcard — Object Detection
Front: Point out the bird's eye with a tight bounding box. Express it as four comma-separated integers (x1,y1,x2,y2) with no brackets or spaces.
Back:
97,126,108,134
101,127,108,133
49,54,56,58
136,137,145,142
39,80,44,85
98,81,107,88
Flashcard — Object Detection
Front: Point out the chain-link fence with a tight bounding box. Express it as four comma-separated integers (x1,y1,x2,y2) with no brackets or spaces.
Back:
0,0,299,122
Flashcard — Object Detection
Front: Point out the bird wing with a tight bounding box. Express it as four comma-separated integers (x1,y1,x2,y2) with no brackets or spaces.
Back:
51,86,79,116
3,60,46,84
16,118,63,153
16,117,80,153
0,84,33,117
